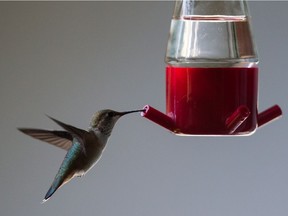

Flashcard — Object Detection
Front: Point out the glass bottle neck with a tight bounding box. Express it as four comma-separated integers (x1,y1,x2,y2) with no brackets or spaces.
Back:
165,0,258,67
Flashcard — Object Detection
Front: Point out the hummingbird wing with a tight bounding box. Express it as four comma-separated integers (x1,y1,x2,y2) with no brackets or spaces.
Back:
46,115,88,151
18,128,73,151
46,115,87,139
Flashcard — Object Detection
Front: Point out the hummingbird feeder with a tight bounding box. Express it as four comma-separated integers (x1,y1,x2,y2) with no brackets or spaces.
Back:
141,0,282,136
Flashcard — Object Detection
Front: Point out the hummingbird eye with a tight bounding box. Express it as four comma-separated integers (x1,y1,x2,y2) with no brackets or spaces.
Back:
107,111,115,117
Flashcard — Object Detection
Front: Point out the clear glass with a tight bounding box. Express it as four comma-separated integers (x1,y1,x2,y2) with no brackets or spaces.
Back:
166,0,258,67
173,0,249,18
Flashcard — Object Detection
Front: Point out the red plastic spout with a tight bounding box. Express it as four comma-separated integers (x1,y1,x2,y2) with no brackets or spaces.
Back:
257,105,282,128
141,105,179,133
225,105,251,134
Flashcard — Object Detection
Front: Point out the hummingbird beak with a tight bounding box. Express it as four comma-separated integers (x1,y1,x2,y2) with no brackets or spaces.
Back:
119,109,146,116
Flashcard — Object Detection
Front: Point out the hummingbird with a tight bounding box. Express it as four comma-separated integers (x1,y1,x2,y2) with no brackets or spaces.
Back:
18,109,144,202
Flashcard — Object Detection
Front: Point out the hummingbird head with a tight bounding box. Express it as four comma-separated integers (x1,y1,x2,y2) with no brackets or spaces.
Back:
89,109,144,136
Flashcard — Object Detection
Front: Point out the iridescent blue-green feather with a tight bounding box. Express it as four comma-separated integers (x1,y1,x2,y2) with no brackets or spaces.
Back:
43,139,83,202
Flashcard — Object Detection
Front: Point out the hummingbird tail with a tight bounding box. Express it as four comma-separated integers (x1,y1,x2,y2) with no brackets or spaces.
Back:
42,141,81,202
42,169,76,203
42,177,64,203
